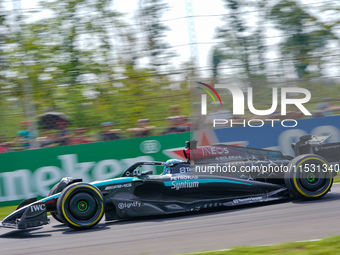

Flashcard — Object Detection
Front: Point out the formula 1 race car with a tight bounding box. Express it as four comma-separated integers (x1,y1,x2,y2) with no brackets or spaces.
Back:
0,135,338,230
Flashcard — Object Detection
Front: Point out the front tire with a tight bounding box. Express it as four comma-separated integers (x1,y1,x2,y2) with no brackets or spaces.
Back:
57,183,105,230
285,154,333,200
48,183,66,223
49,177,82,223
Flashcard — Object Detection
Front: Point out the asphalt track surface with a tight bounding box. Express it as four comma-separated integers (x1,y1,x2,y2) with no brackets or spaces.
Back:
1,183,340,255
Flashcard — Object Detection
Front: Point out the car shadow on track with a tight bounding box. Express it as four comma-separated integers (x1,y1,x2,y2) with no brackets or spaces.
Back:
0,228,51,239
1,199,287,238
61,224,110,235
291,192,340,204
0,223,111,239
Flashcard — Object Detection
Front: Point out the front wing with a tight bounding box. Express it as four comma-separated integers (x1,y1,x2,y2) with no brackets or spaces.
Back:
0,201,50,229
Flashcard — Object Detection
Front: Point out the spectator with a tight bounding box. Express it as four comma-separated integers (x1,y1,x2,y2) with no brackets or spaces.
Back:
127,119,156,137
162,116,189,134
55,120,71,146
286,107,304,120
264,106,304,121
169,105,180,116
70,128,95,144
313,98,340,117
178,115,190,130
37,129,58,148
204,109,232,128
0,136,13,153
0,143,8,153
16,120,34,150
98,122,121,141
269,107,282,120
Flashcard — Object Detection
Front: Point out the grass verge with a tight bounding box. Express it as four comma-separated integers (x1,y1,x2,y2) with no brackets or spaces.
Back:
0,205,52,221
0,206,17,221
184,236,340,255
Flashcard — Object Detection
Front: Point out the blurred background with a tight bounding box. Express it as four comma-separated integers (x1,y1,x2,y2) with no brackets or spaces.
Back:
0,0,340,151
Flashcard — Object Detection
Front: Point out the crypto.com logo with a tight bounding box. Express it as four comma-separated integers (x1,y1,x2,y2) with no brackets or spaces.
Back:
199,83,311,116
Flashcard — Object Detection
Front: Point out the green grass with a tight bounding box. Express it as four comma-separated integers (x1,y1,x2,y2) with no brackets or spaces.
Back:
183,236,340,255
334,175,340,183
0,205,17,221
0,205,52,221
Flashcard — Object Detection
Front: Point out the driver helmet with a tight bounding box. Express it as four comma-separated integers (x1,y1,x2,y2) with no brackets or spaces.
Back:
163,159,183,175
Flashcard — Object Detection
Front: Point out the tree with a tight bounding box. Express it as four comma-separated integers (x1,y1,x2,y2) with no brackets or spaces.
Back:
137,0,175,72
0,0,7,87
269,0,338,78
211,0,268,81
14,0,126,127
36,0,123,84
0,0,10,136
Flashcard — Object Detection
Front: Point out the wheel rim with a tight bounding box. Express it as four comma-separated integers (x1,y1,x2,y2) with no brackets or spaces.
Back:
68,192,97,221
306,173,316,183
77,201,88,212
297,161,329,193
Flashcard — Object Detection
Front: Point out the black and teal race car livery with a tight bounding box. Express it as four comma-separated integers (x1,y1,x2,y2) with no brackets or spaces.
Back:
0,135,338,230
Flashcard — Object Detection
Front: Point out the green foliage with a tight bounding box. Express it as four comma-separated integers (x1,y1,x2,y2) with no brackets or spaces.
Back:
0,0,339,140
0,0,192,140
269,0,338,78
181,235,340,254
0,206,18,220
213,0,268,81
137,0,175,70
212,0,340,81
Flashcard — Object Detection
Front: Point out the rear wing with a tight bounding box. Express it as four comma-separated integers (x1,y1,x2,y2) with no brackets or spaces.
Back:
184,143,285,163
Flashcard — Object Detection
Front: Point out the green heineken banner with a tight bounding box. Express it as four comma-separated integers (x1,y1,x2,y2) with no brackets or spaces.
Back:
0,133,189,206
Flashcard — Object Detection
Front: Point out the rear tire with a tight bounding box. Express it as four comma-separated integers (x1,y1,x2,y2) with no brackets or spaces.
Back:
57,183,105,230
285,154,333,200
